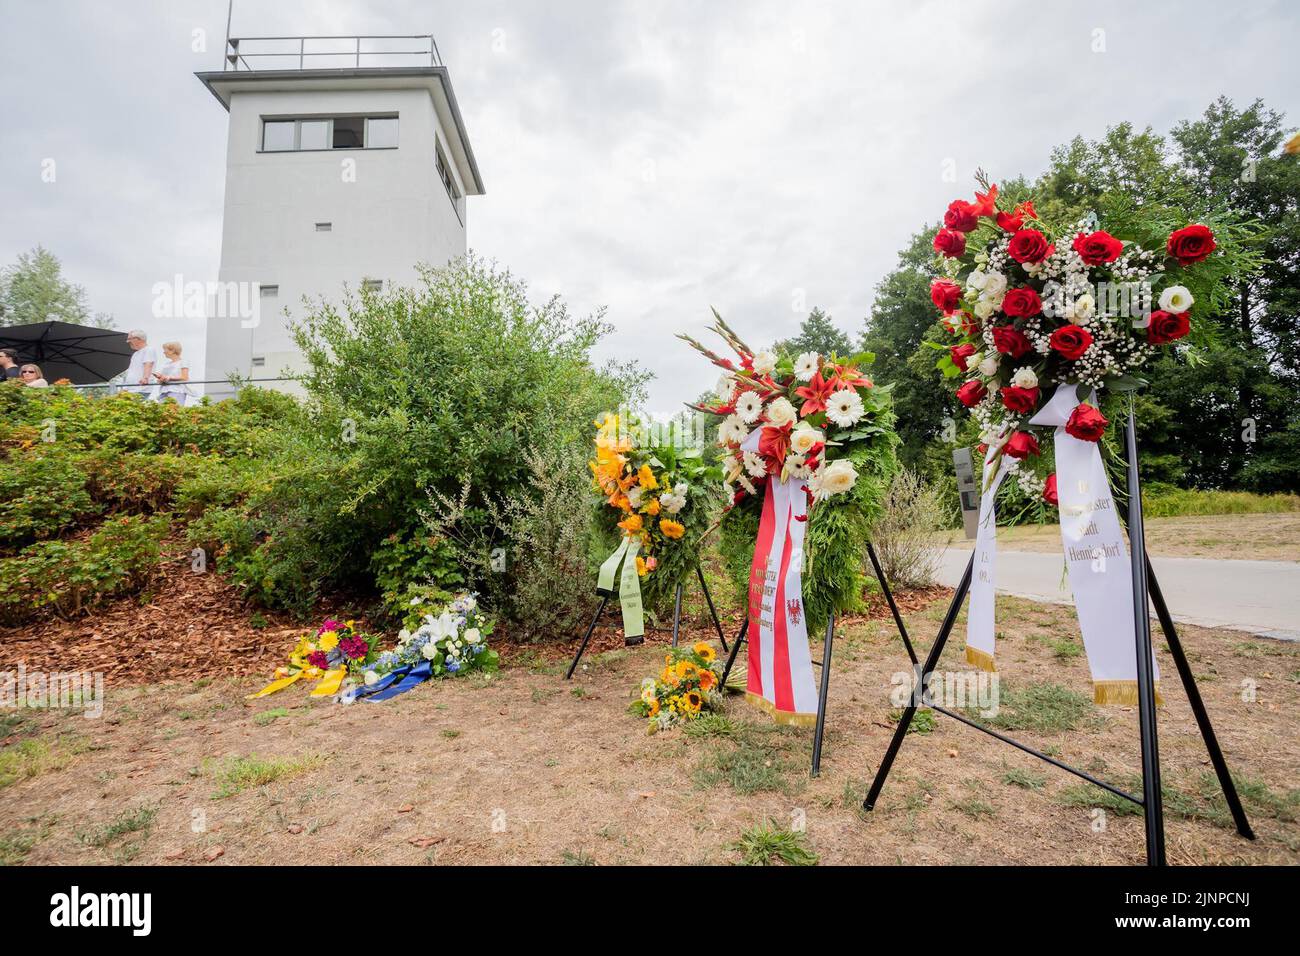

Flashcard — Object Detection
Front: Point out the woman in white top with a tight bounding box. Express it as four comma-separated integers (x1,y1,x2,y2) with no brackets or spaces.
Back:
152,342,191,404
19,364,48,388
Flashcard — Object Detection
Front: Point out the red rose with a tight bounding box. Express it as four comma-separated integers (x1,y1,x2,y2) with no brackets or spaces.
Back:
956,380,987,407
1004,431,1040,459
933,227,967,258
1008,229,1053,264
1049,324,1093,360
1147,309,1191,345
949,343,977,371
944,200,979,233
930,279,962,314
1000,385,1040,414
1166,224,1216,265
1065,402,1108,442
1043,473,1058,506
1001,287,1042,318
992,324,1032,358
1071,230,1123,266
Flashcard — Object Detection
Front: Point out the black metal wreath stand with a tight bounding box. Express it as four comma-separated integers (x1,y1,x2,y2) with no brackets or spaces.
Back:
860,409,1254,865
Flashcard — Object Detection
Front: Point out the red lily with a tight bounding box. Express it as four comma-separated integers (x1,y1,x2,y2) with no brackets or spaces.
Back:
758,422,792,473
829,365,872,391
794,370,835,416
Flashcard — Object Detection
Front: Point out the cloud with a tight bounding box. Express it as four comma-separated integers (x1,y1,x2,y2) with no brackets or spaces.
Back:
1,0,1296,411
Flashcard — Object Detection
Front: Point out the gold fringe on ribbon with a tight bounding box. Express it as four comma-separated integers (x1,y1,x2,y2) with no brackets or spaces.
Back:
1094,679,1164,707
965,645,997,673
744,691,819,728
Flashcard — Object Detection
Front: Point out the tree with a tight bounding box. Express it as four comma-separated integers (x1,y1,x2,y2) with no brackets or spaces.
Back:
777,307,854,358
0,246,113,328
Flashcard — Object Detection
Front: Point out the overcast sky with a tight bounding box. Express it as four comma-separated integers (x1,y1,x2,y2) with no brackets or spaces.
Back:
2,0,1297,414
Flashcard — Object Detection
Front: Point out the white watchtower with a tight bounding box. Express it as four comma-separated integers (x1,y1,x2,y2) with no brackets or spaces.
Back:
196,32,483,397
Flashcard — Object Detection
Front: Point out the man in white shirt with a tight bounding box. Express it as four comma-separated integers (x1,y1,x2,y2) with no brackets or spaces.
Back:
123,329,158,397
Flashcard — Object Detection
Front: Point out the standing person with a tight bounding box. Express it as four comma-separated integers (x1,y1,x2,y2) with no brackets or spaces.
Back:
0,348,20,379
19,364,48,388
152,341,191,404
123,330,158,397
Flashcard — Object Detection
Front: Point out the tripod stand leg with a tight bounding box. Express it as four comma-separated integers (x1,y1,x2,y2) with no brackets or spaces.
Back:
810,612,836,777
864,552,975,810
696,564,729,652
1146,556,1255,840
1125,409,1167,867
719,617,748,689
671,582,684,648
565,595,610,680
867,539,918,667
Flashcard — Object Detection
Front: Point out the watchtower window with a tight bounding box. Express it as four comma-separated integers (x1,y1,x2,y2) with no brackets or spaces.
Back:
259,115,399,152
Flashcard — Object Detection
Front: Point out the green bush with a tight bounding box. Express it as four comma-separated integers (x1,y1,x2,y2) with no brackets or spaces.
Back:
0,514,169,623
0,450,98,552
81,450,199,513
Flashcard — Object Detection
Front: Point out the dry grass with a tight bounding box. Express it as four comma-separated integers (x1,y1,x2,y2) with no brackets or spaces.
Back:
2,590,1297,866
938,512,1300,562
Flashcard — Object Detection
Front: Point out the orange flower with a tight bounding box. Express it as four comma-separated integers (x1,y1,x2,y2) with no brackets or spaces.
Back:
637,464,658,489
659,518,685,540
635,556,648,576
643,498,661,516
618,513,643,534
699,670,717,691
647,699,660,717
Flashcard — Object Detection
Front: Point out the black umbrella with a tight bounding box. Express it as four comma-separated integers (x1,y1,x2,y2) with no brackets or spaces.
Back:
0,321,133,384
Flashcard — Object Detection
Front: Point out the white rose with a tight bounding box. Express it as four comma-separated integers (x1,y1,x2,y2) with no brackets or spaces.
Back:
1071,293,1096,323
978,354,1000,377
973,300,996,320
364,670,379,686
1158,285,1194,313
1011,367,1038,389
464,627,481,644
967,269,989,292
674,482,688,497
981,272,1007,298
789,424,823,455
765,396,796,427
752,351,777,375
421,642,437,660
819,459,858,497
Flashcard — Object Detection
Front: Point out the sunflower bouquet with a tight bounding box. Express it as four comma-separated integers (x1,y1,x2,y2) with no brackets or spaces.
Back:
589,411,718,618
629,642,725,732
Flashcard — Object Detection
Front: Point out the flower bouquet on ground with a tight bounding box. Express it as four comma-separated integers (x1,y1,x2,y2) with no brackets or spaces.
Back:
680,313,898,632
925,173,1256,701
361,592,498,688
589,410,719,640
629,642,725,733
246,618,382,700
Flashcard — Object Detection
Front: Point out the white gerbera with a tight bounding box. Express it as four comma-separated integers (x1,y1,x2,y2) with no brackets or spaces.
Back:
1158,285,1194,313
783,454,810,480
766,396,796,427
752,350,777,375
1011,367,1039,389
734,390,764,424
790,424,823,455
825,388,864,428
793,352,820,381
819,458,858,498
718,414,748,445
715,374,735,402
743,450,767,478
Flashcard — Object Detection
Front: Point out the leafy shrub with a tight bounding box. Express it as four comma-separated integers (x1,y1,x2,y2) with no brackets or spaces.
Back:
369,526,465,624
0,450,98,553
80,450,199,513
0,514,169,623
868,468,945,589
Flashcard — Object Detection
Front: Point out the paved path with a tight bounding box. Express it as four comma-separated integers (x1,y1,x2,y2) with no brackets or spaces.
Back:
936,547,1300,641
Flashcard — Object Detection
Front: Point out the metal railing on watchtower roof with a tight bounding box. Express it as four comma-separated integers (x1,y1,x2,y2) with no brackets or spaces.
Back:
223,34,443,72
